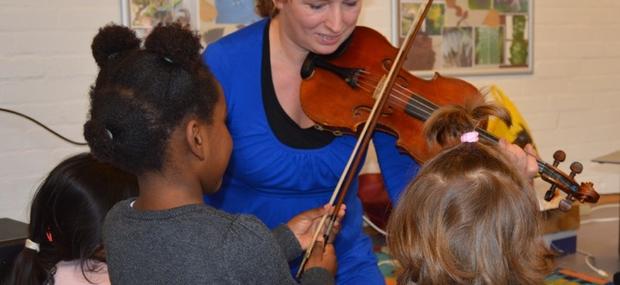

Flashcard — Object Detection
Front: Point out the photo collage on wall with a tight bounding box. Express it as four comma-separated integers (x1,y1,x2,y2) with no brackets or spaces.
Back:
398,0,531,75
123,0,260,48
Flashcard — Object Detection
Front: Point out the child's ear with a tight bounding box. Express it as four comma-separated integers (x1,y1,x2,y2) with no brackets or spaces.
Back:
185,119,206,160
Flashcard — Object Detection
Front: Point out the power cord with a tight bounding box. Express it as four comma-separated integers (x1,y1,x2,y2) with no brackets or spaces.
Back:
549,242,610,279
0,107,87,146
577,249,610,280
362,215,387,236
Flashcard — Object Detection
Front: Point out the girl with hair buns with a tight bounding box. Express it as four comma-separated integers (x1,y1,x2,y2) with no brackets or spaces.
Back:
84,23,344,284
6,152,137,285
387,103,555,285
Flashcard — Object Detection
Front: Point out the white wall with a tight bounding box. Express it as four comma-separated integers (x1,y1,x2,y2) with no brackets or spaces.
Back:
1,0,619,222
0,1,120,222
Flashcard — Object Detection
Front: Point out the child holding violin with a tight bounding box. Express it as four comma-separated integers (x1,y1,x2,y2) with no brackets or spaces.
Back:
387,102,555,285
84,23,343,284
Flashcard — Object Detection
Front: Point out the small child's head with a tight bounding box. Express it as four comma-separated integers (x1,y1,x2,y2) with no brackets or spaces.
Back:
9,153,137,284
83,24,231,193
387,103,554,285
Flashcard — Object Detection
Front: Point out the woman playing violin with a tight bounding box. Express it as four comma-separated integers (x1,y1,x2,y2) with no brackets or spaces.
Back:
202,1,419,283
202,0,537,284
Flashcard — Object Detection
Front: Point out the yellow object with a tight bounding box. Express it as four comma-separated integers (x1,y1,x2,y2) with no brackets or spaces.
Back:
200,0,217,22
485,85,537,151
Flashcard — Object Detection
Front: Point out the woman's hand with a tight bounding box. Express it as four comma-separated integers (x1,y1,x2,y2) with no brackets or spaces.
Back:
287,204,346,250
498,139,538,182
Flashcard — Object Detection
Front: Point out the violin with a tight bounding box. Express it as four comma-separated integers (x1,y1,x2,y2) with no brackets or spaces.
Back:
295,0,597,277
299,23,598,210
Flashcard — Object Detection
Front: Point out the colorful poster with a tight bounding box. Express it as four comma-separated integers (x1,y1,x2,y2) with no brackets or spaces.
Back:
398,0,532,75
122,0,260,47
475,26,503,65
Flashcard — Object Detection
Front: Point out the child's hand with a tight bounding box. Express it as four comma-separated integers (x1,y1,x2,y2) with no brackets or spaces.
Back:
498,139,538,182
287,204,346,250
305,240,337,276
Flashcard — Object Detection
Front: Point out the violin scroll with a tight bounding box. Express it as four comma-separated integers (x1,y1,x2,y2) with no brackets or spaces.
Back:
540,150,599,211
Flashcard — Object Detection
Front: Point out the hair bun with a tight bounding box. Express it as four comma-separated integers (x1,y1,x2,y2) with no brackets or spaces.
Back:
91,24,140,68
83,119,116,163
423,100,511,148
144,23,202,69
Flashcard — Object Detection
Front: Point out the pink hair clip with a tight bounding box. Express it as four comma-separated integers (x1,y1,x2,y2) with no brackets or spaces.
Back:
460,131,479,143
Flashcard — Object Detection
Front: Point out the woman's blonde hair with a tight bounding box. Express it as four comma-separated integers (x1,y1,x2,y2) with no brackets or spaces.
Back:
387,103,554,285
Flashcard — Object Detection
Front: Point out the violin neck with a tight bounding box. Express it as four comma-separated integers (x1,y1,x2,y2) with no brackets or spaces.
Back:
475,126,579,192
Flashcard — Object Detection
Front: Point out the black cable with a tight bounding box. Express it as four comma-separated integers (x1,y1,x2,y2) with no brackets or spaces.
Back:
0,107,87,146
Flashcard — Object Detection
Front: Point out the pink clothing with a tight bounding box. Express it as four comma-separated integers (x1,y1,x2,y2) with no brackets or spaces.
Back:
54,260,110,285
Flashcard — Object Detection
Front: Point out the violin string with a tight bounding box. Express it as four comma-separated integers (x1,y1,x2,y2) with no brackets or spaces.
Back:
355,78,416,111
336,71,585,195
353,80,376,94
355,72,433,113
356,73,537,149
356,74,523,144
358,77,432,114
355,74,438,120
354,76,420,108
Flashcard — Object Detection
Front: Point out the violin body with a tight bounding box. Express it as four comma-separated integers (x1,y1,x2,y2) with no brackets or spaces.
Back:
301,26,480,162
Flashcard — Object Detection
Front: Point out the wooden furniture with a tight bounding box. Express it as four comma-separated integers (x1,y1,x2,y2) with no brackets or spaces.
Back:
591,150,620,256
0,218,28,279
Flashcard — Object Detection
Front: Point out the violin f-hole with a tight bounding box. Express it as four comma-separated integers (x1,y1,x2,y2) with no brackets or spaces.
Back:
381,58,409,89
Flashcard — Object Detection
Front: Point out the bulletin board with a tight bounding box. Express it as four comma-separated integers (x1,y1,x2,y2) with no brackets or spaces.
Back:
395,0,533,75
120,0,260,47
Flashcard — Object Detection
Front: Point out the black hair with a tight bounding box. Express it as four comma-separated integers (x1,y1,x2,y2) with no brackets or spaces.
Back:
6,153,138,285
84,23,220,175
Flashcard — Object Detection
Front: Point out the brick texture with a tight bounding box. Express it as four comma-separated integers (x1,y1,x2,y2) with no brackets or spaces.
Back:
1,1,619,222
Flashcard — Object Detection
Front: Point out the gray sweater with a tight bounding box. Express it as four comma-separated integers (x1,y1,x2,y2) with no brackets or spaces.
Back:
103,199,333,285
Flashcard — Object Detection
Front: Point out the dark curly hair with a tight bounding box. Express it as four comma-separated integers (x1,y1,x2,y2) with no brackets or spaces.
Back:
84,23,219,175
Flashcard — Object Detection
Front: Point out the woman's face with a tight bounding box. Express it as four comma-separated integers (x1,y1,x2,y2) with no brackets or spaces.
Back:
276,0,362,55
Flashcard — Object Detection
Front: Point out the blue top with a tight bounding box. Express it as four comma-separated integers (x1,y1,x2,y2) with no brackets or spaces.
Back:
202,19,419,285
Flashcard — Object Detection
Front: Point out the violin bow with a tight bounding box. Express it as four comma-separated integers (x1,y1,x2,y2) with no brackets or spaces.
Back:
295,0,435,279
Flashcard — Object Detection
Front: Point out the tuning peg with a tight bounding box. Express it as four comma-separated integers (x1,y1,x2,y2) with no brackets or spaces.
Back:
552,150,566,167
569,162,583,178
544,187,556,201
559,198,573,211
544,151,567,201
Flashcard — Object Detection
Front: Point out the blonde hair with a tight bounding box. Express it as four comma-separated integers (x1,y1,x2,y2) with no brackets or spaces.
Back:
387,103,554,285
255,0,278,18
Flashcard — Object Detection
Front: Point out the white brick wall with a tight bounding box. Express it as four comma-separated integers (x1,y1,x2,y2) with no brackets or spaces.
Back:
1,1,619,222
0,1,118,222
